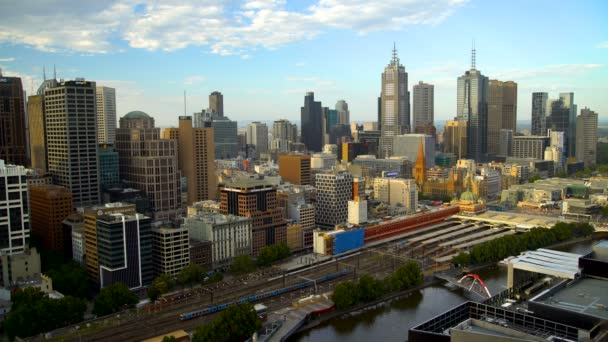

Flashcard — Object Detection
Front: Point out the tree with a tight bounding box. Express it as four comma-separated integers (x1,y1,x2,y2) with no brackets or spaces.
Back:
93,282,139,317
178,264,205,287
192,303,261,342
162,336,178,342
230,255,256,275
528,173,541,183
602,205,608,217
331,281,358,310
256,243,291,267
452,252,471,266
46,261,90,299
356,274,383,302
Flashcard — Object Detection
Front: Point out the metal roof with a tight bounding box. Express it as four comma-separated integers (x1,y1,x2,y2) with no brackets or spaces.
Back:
508,248,583,279
408,223,473,243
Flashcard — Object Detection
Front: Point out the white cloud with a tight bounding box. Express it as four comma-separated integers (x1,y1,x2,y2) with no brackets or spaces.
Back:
489,64,603,80
0,0,466,56
183,75,206,85
596,41,608,48
0,58,15,62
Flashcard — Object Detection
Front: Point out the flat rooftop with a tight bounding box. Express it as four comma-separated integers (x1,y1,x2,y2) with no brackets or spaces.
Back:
453,210,572,229
535,277,608,320
508,249,582,279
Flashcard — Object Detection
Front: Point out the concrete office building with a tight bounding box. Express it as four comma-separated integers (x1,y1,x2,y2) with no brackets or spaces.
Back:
288,203,315,248
511,136,550,160
271,119,298,152
44,79,100,208
457,48,489,161
71,225,85,266
351,155,412,179
219,176,286,255
379,45,410,157
373,177,418,212
278,154,311,185
183,212,251,270
335,100,350,125
98,144,119,190
413,81,434,131
301,92,323,152
531,92,548,136
0,72,27,166
315,171,353,229
209,91,223,117
443,120,468,160
487,80,517,155
96,86,116,145
576,107,598,167
115,111,182,222
29,185,72,255
27,94,46,171
246,121,269,154
151,227,190,277
176,116,216,203
0,160,29,255
393,134,435,169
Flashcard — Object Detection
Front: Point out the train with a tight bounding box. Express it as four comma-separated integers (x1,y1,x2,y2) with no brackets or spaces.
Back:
178,270,351,321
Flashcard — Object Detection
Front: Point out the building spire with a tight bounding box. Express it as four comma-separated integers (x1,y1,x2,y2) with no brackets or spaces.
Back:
392,42,399,65
43,66,47,81
471,40,476,70
53,64,57,80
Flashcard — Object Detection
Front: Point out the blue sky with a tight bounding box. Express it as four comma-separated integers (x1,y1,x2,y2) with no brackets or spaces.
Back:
0,0,606,128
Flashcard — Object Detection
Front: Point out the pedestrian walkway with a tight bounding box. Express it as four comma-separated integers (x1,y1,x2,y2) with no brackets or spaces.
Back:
267,297,334,342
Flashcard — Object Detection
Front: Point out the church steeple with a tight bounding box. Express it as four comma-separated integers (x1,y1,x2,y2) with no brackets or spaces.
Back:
414,137,426,186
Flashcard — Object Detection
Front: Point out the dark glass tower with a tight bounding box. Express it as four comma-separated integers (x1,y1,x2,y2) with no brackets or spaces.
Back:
301,92,323,152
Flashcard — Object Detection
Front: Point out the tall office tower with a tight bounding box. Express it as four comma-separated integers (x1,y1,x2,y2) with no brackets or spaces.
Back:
301,92,323,152
576,108,598,167
443,120,468,159
272,119,298,152
379,45,410,157
457,47,489,161
219,177,287,255
29,185,72,256
27,95,46,170
336,100,350,125
278,154,311,185
246,121,269,154
0,72,27,166
498,129,513,157
511,136,550,160
531,92,548,136
0,160,29,255
98,144,119,190
96,86,116,144
151,227,190,277
177,116,217,204
315,171,353,229
545,93,577,157
44,79,100,208
210,117,238,159
393,134,435,169
209,91,224,117
115,111,182,223
487,80,517,155
413,81,434,131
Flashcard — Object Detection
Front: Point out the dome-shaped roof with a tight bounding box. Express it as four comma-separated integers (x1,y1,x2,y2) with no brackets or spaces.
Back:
123,111,151,119
460,191,477,202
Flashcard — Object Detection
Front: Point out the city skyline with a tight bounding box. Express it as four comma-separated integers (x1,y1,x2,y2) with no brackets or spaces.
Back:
0,0,606,128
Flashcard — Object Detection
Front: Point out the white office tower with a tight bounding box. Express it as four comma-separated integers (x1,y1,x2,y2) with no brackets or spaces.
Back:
348,199,367,225
0,160,29,255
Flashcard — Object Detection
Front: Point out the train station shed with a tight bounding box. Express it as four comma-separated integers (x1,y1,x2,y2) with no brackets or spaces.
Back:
507,248,583,288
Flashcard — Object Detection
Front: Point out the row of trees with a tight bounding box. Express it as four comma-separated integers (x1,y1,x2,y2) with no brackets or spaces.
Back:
4,288,87,340
191,303,261,342
331,260,423,310
148,264,223,300
93,282,139,317
452,222,595,266
229,243,292,275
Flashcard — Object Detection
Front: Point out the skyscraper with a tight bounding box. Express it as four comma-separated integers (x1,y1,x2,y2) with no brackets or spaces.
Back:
443,120,468,159
246,121,269,154
0,160,29,255
27,94,46,170
0,72,28,166
315,171,353,229
44,79,100,208
301,92,323,152
576,108,598,167
335,100,350,125
457,47,488,161
271,119,298,152
96,86,116,144
413,81,434,131
209,91,223,117
115,111,182,222
379,45,410,157
487,80,517,155
545,93,577,157
531,92,548,136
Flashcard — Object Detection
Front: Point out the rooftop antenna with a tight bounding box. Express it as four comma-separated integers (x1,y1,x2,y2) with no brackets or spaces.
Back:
392,42,399,65
43,66,47,81
53,64,57,80
183,90,187,117
471,39,476,70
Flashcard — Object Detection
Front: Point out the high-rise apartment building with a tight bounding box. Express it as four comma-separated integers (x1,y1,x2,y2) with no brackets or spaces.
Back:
29,184,72,256
44,79,100,208
246,121,269,154
96,86,116,145
209,91,224,117
576,108,598,167
373,178,418,212
278,154,311,185
0,72,27,166
511,136,550,160
176,116,216,204
379,46,410,157
301,92,323,152
443,120,468,159
271,119,298,152
315,171,353,229
531,92,548,136
457,48,489,161
336,100,350,125
0,160,29,255
115,111,182,222
151,227,190,277
219,177,286,255
487,80,517,155
413,81,434,131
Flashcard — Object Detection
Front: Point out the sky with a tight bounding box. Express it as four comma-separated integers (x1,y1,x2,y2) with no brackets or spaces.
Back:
0,0,607,128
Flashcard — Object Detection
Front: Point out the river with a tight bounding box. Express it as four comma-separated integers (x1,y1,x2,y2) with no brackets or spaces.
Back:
293,239,597,342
